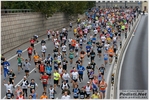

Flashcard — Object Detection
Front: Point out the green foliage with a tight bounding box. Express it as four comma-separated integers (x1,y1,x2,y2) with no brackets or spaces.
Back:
1,1,95,17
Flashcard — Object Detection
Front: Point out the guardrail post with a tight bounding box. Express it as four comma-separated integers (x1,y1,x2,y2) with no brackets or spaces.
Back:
125,32,127,39
120,41,122,49
111,74,114,86
115,54,118,63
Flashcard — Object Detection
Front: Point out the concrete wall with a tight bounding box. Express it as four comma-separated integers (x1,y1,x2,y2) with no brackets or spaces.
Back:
1,12,84,54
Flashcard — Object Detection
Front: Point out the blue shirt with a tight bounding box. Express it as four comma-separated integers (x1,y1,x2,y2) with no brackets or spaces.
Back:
86,45,91,52
77,65,85,74
92,38,96,43
16,50,22,54
2,61,10,69
45,66,52,74
73,88,79,97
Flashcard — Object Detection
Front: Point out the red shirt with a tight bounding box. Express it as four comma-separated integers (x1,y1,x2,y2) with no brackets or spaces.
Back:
42,75,49,84
17,96,24,99
27,47,33,54
30,39,35,44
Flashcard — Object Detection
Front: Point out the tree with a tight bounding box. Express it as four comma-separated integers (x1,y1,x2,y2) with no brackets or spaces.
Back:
1,1,95,18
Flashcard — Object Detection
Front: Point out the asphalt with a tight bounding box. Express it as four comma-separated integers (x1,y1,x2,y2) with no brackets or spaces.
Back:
120,15,148,90
1,22,126,99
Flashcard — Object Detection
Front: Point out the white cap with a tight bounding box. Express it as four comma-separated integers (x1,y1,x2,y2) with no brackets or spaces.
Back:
8,89,11,91
88,62,91,64
87,81,90,83
24,76,26,78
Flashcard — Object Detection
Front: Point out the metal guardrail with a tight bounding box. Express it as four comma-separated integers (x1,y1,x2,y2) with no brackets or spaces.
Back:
109,14,141,99
1,9,33,13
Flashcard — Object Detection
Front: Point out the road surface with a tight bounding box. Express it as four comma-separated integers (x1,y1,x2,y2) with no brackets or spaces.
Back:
120,15,148,91
1,21,127,99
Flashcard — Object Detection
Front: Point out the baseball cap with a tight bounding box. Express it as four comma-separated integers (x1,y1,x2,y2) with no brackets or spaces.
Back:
88,62,91,64
87,81,90,83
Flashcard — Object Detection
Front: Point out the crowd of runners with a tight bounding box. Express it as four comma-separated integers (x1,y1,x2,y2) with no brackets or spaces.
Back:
1,7,138,99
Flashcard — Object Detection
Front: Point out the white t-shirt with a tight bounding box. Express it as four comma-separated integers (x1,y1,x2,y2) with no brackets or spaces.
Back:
61,95,71,99
72,72,78,80
94,29,98,34
62,73,70,80
62,45,67,51
101,36,106,41
41,45,47,52
47,30,51,35
58,68,63,74
4,84,13,93
75,44,79,49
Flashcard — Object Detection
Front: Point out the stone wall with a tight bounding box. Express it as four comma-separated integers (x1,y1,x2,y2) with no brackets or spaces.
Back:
1,12,85,54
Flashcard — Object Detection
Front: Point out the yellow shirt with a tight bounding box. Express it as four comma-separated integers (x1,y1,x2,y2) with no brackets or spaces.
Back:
91,94,99,99
74,29,77,33
33,55,39,62
54,72,60,80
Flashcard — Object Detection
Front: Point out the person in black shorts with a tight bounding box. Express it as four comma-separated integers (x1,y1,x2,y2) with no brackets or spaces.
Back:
8,69,16,85
62,58,68,70
98,64,105,76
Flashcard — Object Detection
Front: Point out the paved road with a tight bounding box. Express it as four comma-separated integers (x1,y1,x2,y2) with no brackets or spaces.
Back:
1,21,127,99
120,15,148,90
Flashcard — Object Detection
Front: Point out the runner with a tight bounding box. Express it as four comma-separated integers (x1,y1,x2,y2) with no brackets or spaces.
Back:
20,76,29,98
72,84,80,99
86,62,92,79
41,72,49,92
103,51,108,65
71,68,79,88
61,91,71,99
23,59,31,78
31,89,38,99
53,70,60,90
3,81,14,94
15,85,23,98
39,62,45,80
108,46,114,64
47,29,51,40
91,90,101,99
2,58,10,80
77,63,85,83
79,87,86,99
16,92,24,99
40,92,48,99
28,79,38,93
8,69,16,85
61,43,67,58
16,48,22,56
90,49,96,62
48,85,56,99
62,57,68,70
61,80,70,91
30,38,35,48
41,43,47,60
27,46,33,62
84,82,92,99
6,89,14,99
96,42,103,59
86,44,92,60
75,41,79,57
69,49,74,66
99,78,107,99
33,53,40,73
62,70,70,83
17,54,24,74
45,63,52,84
